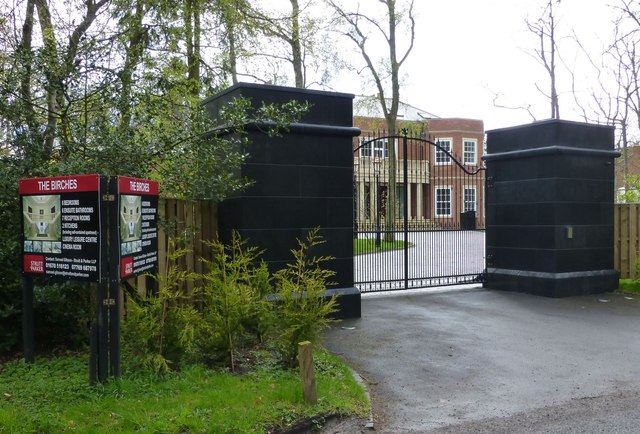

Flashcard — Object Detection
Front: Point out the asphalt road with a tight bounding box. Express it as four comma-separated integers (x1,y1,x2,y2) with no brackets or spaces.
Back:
323,287,640,433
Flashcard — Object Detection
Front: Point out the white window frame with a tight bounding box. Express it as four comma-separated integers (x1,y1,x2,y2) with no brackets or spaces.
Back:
463,185,477,212
435,186,452,218
434,138,452,165
463,138,477,165
359,138,389,159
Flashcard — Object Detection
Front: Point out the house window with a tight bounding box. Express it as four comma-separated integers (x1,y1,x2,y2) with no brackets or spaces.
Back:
435,187,452,217
435,138,452,165
464,186,477,212
396,185,405,219
463,139,477,165
364,184,371,219
359,138,389,159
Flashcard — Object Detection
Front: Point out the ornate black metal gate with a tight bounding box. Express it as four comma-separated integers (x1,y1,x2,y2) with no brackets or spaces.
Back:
353,130,486,292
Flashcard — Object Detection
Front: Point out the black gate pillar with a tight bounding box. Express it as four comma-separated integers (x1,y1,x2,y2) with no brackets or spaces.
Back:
483,119,620,297
201,83,361,317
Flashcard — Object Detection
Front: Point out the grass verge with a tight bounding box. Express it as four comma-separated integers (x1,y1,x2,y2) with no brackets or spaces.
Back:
354,238,413,255
0,350,368,433
618,278,640,294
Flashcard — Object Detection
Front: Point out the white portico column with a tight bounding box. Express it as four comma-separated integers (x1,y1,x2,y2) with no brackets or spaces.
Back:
416,183,423,220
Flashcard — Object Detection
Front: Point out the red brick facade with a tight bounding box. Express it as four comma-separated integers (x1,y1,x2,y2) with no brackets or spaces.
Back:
353,116,485,228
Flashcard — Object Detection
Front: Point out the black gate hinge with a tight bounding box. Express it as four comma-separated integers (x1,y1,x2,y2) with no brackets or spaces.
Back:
102,194,115,201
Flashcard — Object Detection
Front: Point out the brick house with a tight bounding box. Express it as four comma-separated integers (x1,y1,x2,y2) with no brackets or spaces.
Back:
353,103,485,229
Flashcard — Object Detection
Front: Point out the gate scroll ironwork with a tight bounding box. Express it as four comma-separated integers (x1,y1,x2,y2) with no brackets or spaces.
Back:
353,130,486,292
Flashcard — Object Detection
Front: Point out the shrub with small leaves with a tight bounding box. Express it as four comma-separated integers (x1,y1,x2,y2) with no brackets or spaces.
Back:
122,229,338,374
193,232,272,372
122,242,196,375
271,228,338,368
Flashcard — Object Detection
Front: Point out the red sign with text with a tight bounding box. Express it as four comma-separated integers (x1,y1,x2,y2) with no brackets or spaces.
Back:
20,174,101,282
117,176,159,279
23,255,45,274
19,174,100,195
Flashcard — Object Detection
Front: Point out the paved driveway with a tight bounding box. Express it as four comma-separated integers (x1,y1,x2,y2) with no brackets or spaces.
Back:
324,287,640,433
355,231,485,291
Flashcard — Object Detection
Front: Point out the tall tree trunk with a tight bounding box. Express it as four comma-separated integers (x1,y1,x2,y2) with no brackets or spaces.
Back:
290,0,304,88
185,0,202,96
16,0,40,164
227,21,239,85
219,0,241,85
119,0,147,133
34,0,59,159
383,1,400,242
34,0,108,158
549,1,559,119
18,0,35,123
60,0,109,156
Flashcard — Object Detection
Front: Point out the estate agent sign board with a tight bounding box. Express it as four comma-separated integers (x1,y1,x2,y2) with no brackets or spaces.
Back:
20,174,102,282
19,174,159,382
19,175,159,282
118,176,159,280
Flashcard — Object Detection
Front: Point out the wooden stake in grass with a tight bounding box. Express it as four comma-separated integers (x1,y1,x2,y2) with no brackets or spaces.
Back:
298,341,317,404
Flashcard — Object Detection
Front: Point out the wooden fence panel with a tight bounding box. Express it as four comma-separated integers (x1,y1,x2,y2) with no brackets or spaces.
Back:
615,203,640,279
123,199,218,297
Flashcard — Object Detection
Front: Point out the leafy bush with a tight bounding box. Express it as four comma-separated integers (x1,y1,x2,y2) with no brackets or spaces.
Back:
122,242,196,374
122,229,337,374
0,160,23,354
33,282,92,350
191,233,272,372
271,228,338,367
122,233,273,374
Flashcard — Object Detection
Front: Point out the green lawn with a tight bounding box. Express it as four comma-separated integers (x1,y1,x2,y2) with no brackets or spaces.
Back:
354,238,413,255
618,278,640,294
0,350,368,433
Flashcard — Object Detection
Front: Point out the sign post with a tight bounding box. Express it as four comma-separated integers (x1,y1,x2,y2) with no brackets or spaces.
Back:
21,274,34,363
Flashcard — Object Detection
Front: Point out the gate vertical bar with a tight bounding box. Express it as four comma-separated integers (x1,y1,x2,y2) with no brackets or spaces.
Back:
403,130,409,290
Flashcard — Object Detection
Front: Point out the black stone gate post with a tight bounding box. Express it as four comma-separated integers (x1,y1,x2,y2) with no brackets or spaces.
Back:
484,119,620,297
201,83,361,317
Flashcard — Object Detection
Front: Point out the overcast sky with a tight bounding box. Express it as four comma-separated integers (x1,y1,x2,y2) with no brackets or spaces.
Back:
330,0,620,132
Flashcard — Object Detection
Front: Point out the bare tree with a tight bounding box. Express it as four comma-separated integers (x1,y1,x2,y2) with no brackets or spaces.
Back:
235,0,336,88
215,0,252,85
526,0,561,119
249,0,305,87
330,0,415,240
608,1,640,195
570,1,640,194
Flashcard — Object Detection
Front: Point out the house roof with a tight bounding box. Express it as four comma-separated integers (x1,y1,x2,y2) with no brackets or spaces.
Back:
353,97,440,121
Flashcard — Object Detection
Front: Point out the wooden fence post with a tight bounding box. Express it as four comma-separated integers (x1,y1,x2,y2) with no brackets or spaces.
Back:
298,341,317,404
